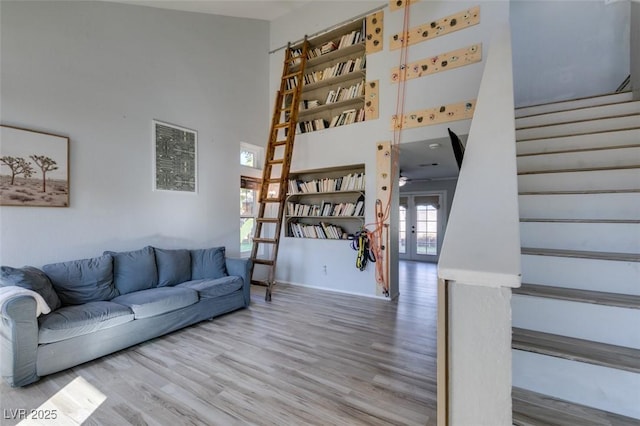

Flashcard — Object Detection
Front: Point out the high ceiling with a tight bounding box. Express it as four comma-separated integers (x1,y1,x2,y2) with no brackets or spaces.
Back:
104,0,463,182
106,0,312,21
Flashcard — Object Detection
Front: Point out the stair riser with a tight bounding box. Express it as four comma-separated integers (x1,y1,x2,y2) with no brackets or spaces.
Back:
512,350,640,419
516,115,639,140
519,193,640,220
516,128,640,155
512,295,640,348
517,147,640,173
518,168,640,192
516,102,640,128
520,222,639,253
521,254,640,295
516,92,634,118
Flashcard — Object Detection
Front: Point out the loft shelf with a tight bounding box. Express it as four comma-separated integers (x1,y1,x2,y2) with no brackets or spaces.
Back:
298,96,365,119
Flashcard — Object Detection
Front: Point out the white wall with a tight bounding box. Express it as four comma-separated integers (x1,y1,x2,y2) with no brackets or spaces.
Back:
0,1,269,267
511,0,630,107
270,1,509,296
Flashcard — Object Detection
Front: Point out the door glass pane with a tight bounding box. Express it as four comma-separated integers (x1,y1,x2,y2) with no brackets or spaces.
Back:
415,204,438,256
399,205,406,254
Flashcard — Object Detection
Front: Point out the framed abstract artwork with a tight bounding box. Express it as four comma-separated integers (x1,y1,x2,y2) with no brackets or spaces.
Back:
0,125,70,207
153,120,197,193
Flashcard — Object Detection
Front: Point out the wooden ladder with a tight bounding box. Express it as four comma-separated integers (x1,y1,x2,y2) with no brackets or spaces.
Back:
250,40,308,301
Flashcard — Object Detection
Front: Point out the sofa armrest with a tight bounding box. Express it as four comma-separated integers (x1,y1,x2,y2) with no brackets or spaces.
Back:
0,295,40,387
225,257,252,306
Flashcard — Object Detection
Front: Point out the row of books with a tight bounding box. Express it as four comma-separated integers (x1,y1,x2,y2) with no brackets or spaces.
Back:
325,81,364,104
289,222,347,240
303,56,366,85
306,29,364,59
288,172,365,194
297,107,365,133
300,99,320,111
329,108,365,127
285,75,298,91
287,199,364,217
298,118,328,133
299,81,365,112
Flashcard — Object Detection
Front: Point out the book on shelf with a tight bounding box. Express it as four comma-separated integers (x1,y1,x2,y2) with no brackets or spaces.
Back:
300,99,320,111
286,200,364,217
303,55,366,85
298,118,328,134
289,221,346,239
288,172,365,195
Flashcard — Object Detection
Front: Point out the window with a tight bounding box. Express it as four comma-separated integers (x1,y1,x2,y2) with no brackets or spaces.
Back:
240,143,263,169
240,176,261,257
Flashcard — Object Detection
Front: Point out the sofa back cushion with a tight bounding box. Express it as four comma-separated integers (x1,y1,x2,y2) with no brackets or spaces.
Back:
42,255,118,305
104,246,158,295
191,247,227,280
154,248,191,287
0,266,62,311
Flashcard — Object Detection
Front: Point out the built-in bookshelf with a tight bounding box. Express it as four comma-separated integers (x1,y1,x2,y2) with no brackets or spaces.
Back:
285,164,365,239
290,19,369,134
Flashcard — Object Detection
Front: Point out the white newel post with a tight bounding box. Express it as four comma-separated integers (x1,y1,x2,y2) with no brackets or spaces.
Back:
437,23,521,426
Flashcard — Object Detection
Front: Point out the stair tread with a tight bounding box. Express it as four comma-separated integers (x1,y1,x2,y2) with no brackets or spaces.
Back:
517,125,640,142
516,112,640,131
512,328,640,373
520,189,640,195
518,164,640,175
512,387,640,426
521,247,640,262
515,99,639,120
520,218,640,224
514,283,640,309
517,143,640,157
515,91,633,112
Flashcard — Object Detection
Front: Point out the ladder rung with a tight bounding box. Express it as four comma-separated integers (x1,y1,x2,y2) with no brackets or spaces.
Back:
283,71,302,79
251,279,270,286
267,159,284,165
273,139,288,146
253,238,278,244
264,178,283,184
252,259,275,266
283,88,296,95
257,218,279,223
262,197,281,203
274,122,292,129
288,55,304,62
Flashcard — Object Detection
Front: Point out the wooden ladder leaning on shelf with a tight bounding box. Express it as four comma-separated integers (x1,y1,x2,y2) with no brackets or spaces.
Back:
250,39,309,302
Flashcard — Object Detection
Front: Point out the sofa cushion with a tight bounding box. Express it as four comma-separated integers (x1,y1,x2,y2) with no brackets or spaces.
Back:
110,287,198,319
154,248,191,287
105,246,158,295
0,266,62,311
191,247,227,280
177,276,243,299
42,255,118,305
38,301,134,344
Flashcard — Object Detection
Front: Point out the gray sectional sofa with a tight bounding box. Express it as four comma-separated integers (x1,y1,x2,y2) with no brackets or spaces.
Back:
0,246,251,387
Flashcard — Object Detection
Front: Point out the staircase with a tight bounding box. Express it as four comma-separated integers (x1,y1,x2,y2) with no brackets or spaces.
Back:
511,92,640,425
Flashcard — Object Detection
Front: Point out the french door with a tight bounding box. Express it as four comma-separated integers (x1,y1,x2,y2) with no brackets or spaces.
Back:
399,192,445,262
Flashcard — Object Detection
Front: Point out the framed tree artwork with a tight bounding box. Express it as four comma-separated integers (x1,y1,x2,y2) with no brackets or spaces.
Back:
153,120,198,193
0,125,70,207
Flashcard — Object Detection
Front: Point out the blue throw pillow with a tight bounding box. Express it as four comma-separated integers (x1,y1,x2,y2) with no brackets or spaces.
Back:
104,246,158,295
154,248,191,287
42,255,118,305
0,265,62,311
191,247,227,280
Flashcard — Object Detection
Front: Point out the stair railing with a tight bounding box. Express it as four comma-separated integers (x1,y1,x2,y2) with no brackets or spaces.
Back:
436,23,522,426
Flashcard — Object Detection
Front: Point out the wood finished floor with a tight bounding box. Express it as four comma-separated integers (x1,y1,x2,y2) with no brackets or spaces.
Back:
0,261,438,426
